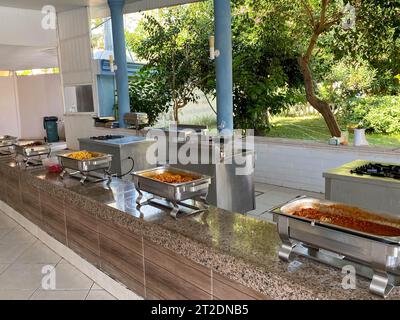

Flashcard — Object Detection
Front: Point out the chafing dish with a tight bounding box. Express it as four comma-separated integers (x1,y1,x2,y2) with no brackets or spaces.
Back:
124,112,148,130
0,135,17,156
13,141,51,167
57,151,113,184
0,135,17,147
14,141,51,157
132,166,211,218
271,197,400,298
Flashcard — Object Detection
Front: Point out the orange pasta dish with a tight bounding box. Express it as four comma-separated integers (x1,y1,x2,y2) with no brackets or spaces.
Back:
147,172,197,184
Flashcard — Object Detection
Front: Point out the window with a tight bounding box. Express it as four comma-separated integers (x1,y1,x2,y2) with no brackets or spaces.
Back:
16,68,59,76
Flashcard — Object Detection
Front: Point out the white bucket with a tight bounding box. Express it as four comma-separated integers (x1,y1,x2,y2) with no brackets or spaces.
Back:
353,128,369,146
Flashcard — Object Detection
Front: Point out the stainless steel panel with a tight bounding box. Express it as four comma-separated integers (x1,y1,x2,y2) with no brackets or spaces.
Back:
78,137,156,179
172,142,255,213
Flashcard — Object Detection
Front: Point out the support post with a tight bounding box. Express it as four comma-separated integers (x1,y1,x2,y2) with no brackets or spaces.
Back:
214,0,233,134
108,0,130,127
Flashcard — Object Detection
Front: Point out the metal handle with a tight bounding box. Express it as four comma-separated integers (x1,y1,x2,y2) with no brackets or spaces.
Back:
185,183,209,193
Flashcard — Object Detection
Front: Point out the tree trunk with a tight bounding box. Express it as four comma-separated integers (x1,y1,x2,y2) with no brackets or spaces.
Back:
299,56,341,138
173,100,179,124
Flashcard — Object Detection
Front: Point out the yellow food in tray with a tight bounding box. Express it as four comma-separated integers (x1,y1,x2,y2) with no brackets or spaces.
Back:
147,172,197,184
67,151,100,161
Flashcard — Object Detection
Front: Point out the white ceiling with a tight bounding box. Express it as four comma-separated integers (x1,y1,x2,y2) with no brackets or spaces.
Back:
0,0,108,12
0,0,199,14
0,0,200,70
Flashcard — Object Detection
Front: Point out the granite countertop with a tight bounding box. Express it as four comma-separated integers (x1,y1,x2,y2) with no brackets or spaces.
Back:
1,157,399,300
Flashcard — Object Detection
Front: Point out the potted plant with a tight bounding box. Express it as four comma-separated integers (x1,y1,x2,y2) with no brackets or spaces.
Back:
353,121,369,146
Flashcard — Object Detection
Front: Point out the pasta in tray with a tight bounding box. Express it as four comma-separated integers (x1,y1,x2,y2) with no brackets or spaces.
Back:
67,151,101,161
290,205,400,237
146,172,198,184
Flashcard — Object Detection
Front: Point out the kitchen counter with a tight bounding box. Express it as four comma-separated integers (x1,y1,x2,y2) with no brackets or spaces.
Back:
1,157,399,300
324,160,400,187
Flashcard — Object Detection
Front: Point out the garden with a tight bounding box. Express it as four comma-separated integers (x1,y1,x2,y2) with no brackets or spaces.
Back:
123,0,399,147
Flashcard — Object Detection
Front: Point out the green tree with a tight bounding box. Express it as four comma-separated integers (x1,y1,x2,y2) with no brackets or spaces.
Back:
126,0,399,136
127,3,214,123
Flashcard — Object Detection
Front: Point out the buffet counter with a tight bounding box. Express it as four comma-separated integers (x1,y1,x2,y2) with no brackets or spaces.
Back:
0,158,399,300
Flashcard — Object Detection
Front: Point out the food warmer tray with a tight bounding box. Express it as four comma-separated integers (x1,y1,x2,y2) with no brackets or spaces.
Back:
0,136,17,156
57,151,113,184
0,135,17,147
14,141,51,157
271,196,400,298
132,166,211,218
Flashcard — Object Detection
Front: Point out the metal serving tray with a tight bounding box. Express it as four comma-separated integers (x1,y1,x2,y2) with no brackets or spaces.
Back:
14,141,51,157
0,136,17,147
271,197,400,298
57,151,113,173
132,166,211,218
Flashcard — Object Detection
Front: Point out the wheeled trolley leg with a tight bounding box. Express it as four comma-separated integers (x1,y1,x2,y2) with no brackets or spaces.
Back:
170,202,180,219
136,189,144,206
370,272,394,298
278,242,296,262
60,170,67,179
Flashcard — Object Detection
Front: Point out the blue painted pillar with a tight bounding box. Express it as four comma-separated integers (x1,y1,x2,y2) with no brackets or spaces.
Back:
214,0,233,134
108,0,130,127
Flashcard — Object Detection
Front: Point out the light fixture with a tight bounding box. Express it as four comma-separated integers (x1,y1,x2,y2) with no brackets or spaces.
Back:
209,35,220,60
109,54,117,72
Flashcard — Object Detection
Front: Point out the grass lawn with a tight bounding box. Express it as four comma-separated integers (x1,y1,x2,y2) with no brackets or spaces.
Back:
267,115,400,148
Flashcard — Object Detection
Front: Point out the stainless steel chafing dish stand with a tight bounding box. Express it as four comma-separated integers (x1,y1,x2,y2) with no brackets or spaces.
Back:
13,141,51,168
0,136,17,156
132,166,211,219
271,196,400,298
57,151,113,185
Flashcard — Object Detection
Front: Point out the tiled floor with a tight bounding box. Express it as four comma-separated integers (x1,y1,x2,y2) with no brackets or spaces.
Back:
0,182,322,300
246,182,325,222
0,210,116,300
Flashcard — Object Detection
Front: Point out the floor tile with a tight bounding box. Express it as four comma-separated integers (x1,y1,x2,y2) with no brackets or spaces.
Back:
15,241,62,264
0,289,35,300
254,183,280,192
86,289,116,300
53,262,93,290
257,212,275,223
30,289,89,300
91,283,103,290
0,264,9,274
0,263,53,290
0,225,37,244
0,228,13,240
0,212,18,229
246,207,267,216
0,241,34,263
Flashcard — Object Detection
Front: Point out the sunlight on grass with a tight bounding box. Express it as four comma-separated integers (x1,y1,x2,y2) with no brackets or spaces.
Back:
268,115,400,148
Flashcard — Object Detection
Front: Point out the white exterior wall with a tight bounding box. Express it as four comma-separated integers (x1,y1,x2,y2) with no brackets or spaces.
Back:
0,74,64,140
0,76,19,137
17,74,64,139
255,138,400,193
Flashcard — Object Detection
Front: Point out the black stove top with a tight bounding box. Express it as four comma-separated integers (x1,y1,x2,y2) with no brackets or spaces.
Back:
90,135,125,141
350,163,400,180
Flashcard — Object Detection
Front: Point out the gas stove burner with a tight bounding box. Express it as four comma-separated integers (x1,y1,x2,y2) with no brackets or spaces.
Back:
351,163,400,180
90,135,125,141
